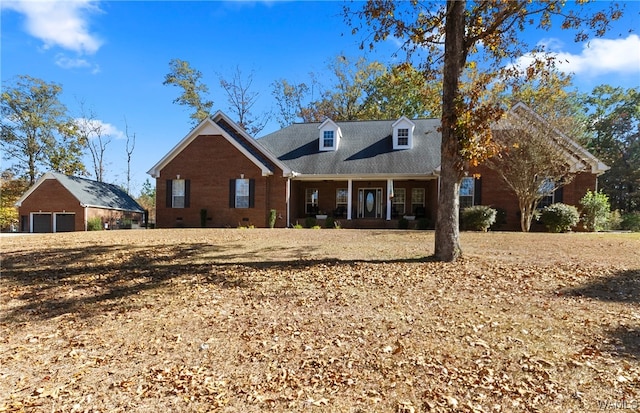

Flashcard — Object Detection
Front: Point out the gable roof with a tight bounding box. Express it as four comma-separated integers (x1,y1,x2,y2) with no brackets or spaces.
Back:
258,118,442,178
502,103,609,175
16,172,145,213
147,111,291,178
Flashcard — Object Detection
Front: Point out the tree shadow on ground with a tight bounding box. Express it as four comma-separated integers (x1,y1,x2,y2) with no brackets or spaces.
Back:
562,269,640,360
1,242,433,325
561,269,640,303
607,326,640,359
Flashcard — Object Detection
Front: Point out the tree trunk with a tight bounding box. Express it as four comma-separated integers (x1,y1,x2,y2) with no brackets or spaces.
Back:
519,200,534,232
435,0,466,262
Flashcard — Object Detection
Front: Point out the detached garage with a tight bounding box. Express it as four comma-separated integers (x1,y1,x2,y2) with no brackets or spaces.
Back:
15,172,145,233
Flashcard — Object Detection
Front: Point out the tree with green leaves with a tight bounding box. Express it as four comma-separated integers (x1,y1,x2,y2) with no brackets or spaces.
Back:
1,75,86,186
271,57,440,126
580,85,640,212
347,0,622,261
163,58,213,125
0,169,28,231
361,63,441,120
137,178,156,225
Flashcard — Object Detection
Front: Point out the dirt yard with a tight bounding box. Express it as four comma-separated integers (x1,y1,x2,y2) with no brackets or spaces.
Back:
1,229,639,412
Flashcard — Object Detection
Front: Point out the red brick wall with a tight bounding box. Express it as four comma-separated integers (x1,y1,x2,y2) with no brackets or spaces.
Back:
470,165,598,231
156,134,288,228
18,179,85,232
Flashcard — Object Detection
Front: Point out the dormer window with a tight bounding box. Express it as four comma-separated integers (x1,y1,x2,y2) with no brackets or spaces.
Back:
318,118,341,151
392,116,415,149
397,128,409,146
323,130,334,148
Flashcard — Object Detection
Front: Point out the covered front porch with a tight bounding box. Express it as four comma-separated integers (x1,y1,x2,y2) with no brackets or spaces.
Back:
286,176,439,229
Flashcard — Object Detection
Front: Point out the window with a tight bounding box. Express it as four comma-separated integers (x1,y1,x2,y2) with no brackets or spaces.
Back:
229,178,255,208
537,178,556,208
166,179,190,208
459,177,475,209
306,188,319,214
411,188,425,215
235,179,250,208
392,188,406,215
336,188,348,208
392,117,415,149
172,179,185,208
323,130,334,148
397,128,409,146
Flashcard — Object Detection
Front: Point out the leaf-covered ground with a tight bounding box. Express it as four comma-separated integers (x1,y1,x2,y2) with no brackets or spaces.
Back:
1,229,639,412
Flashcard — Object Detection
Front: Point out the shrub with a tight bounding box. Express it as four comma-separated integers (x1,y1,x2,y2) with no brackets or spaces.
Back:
293,223,303,229
605,210,623,230
540,203,579,233
87,217,103,231
461,205,497,232
324,216,335,228
311,225,322,230
304,217,317,228
398,217,409,229
417,217,431,230
200,209,208,228
621,212,640,232
269,209,277,228
579,190,610,232
490,208,507,231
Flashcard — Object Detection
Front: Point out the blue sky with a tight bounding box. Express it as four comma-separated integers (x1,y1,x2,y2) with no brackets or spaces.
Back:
2,1,639,194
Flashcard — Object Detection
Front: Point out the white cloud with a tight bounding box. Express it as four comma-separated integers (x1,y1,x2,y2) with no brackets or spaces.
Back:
516,34,640,77
75,118,125,140
55,54,101,73
2,0,103,54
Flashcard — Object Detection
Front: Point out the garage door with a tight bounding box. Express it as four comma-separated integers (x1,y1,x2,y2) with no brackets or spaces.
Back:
55,213,75,232
32,213,52,233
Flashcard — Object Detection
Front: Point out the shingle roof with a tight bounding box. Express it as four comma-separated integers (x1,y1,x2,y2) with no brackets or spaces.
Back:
48,172,144,212
258,119,442,176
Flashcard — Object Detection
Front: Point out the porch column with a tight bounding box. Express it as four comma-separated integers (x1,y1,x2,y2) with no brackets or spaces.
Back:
347,179,353,220
386,178,393,220
286,178,291,228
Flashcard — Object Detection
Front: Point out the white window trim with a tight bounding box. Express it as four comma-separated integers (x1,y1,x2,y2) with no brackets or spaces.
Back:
459,177,475,209
235,178,250,208
318,118,341,151
392,116,415,149
172,179,185,209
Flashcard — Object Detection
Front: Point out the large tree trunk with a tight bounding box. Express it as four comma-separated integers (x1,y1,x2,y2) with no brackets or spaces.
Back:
435,0,466,262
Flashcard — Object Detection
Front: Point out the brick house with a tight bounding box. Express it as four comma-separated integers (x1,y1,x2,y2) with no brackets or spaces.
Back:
148,105,608,230
16,172,145,232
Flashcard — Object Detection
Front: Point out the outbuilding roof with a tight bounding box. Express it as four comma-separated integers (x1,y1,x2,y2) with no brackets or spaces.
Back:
16,172,145,213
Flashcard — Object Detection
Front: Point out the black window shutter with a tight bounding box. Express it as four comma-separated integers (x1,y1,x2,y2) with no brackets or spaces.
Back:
229,179,236,208
249,179,255,208
184,179,191,208
473,177,482,205
554,185,563,203
166,180,173,208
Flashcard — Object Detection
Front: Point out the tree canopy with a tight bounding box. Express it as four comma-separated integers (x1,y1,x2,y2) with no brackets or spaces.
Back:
581,85,640,212
163,58,214,125
346,0,623,261
1,75,85,185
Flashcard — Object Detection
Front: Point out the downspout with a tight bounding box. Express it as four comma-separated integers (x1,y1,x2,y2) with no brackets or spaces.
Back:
84,206,88,231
